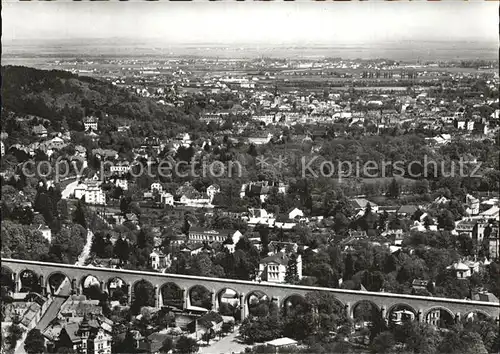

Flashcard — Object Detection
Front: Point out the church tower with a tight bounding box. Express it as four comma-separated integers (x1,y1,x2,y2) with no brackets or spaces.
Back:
77,314,91,354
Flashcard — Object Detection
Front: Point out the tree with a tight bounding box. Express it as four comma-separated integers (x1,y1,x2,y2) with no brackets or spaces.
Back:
308,261,339,288
175,336,199,354
1,220,51,261
24,329,46,354
160,337,174,353
399,321,440,354
7,317,24,349
294,291,348,336
117,330,137,354
114,237,130,263
371,331,395,353
221,321,234,334
439,330,489,354
334,212,350,235
131,280,155,314
378,211,389,231
388,217,404,231
240,315,283,344
49,225,87,264
201,329,215,345
189,254,214,278
387,178,400,199
414,179,430,195
233,247,260,281
188,285,212,309
344,253,355,281
462,332,490,354
462,317,500,353
248,144,258,157
137,229,153,249
284,253,299,284
457,233,475,256
282,301,312,340
72,200,87,228
256,224,270,255
34,190,53,222
57,199,70,222
438,210,455,231
120,196,131,214
368,307,387,342
365,202,373,215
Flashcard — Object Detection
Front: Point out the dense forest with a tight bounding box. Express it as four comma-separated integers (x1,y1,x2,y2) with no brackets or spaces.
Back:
1,65,204,138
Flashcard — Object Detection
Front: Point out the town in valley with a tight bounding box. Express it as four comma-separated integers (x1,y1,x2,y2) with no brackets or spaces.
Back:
1,2,500,354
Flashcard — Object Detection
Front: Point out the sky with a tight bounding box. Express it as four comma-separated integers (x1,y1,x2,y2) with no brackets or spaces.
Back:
2,1,499,45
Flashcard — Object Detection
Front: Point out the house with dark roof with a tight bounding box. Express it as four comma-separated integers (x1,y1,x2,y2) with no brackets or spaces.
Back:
471,291,499,303
59,296,103,318
141,332,173,354
193,311,224,337
397,205,419,217
350,198,379,214
55,315,112,354
57,322,82,351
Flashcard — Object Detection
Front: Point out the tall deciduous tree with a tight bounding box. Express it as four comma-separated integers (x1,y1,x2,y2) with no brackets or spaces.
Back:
175,336,199,354
131,280,155,314
24,329,46,354
387,178,400,199
284,253,299,284
114,238,130,263
240,315,283,344
72,200,87,228
371,331,395,353
7,316,24,349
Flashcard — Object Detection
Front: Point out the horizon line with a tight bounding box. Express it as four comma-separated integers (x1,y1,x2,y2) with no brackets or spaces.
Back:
3,38,498,46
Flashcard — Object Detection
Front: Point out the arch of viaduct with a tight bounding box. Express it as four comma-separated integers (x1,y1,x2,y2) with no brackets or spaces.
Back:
2,258,499,323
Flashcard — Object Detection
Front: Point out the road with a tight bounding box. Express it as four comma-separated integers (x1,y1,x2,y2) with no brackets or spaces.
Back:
199,327,250,354
77,230,94,266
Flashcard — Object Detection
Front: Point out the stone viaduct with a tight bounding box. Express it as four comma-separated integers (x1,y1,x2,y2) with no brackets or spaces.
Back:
2,258,499,324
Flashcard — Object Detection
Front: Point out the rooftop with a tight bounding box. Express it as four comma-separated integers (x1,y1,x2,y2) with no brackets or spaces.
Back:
260,252,290,266
265,337,298,347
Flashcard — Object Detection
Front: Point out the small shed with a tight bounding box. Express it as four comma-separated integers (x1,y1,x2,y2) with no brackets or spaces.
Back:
264,337,298,351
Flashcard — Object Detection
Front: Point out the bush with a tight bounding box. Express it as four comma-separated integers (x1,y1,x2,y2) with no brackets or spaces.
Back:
371,331,395,353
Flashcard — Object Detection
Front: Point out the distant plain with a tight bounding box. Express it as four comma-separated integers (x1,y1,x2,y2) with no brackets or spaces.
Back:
2,39,498,67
